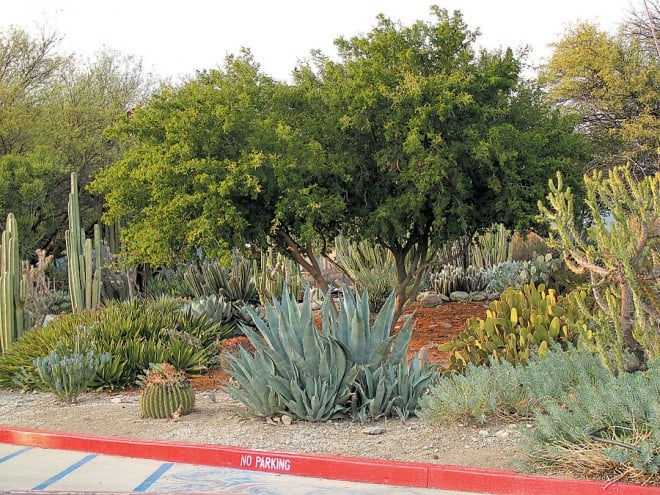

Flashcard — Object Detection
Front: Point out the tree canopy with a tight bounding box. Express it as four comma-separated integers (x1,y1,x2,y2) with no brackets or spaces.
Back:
540,16,659,177
297,7,588,310
91,7,588,314
0,27,155,257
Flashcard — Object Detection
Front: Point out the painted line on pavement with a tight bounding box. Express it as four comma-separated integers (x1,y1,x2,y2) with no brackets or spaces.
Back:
31,453,97,490
133,462,174,492
1,426,658,495
0,446,32,463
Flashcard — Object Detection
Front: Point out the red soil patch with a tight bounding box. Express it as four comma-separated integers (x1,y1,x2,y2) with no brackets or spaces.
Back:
190,301,489,391
401,301,490,366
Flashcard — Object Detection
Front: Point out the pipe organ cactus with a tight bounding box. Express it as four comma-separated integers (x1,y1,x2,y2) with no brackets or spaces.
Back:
0,213,27,353
139,363,196,419
66,173,102,313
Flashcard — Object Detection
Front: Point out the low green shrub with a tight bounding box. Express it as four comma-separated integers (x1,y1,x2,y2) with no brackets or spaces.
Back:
419,346,611,424
519,359,659,485
31,326,110,403
0,298,228,391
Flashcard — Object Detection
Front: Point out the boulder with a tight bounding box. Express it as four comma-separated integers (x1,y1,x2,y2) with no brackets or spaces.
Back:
419,292,443,308
449,291,470,302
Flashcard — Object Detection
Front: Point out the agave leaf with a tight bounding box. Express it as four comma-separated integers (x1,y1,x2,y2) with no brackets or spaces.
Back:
390,315,415,365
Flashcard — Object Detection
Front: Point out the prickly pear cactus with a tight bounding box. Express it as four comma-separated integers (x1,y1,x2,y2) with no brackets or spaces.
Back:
139,363,195,419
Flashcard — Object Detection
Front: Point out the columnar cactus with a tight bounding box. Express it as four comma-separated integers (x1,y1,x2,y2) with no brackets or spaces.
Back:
0,213,27,353
66,173,102,313
139,363,196,419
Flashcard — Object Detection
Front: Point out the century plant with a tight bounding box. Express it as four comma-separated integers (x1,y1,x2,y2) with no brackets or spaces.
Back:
0,213,28,353
539,165,659,372
224,287,356,421
66,173,102,313
224,287,434,422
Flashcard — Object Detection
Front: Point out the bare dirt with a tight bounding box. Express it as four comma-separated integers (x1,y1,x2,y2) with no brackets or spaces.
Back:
0,301,531,473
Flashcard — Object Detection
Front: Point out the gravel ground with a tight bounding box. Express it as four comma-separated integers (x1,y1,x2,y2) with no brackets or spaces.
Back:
0,388,526,472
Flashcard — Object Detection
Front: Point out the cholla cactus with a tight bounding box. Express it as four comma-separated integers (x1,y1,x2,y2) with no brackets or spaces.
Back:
139,363,195,419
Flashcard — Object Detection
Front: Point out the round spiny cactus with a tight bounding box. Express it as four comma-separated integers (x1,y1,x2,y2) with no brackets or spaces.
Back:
139,363,195,419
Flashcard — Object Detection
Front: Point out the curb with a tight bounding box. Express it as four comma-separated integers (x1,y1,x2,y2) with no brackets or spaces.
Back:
1,426,657,495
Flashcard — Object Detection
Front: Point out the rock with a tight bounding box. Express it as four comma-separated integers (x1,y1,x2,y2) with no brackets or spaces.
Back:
449,291,470,302
362,427,386,435
419,292,443,308
281,414,293,425
471,291,488,301
495,429,509,438
442,323,452,329
110,397,122,404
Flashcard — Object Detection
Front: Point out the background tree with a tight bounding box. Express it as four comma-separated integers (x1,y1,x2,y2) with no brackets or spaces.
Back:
0,27,65,155
91,9,588,312
0,27,155,258
540,17,660,177
623,0,660,58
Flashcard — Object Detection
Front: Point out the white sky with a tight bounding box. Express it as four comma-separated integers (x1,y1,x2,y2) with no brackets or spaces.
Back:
4,1,629,82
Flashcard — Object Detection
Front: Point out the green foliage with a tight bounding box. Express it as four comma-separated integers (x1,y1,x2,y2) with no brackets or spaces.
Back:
224,288,434,422
1,213,28,352
253,249,305,305
32,326,110,403
439,283,584,372
0,298,223,390
138,363,196,419
335,235,399,312
540,165,659,371
519,359,660,484
541,22,659,176
224,288,356,421
419,345,617,424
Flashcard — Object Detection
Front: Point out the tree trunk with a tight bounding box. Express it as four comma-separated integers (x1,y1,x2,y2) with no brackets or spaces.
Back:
276,228,330,293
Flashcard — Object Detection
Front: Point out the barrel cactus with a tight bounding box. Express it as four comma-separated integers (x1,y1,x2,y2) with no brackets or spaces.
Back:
139,363,195,419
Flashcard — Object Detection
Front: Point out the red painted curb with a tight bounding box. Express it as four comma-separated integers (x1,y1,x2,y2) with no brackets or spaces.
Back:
1,426,657,494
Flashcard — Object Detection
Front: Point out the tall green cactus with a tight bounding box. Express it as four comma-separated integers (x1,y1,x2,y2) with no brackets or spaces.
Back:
66,173,102,313
0,213,27,353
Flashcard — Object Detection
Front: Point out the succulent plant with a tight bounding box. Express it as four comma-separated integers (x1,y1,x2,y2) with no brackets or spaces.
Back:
439,283,585,372
224,287,434,422
66,173,102,313
1,213,28,353
139,363,195,419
